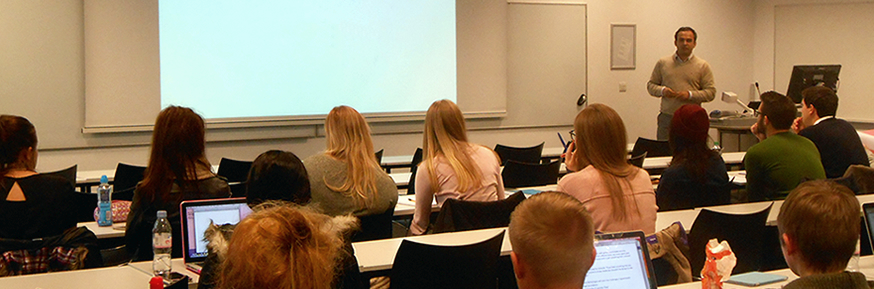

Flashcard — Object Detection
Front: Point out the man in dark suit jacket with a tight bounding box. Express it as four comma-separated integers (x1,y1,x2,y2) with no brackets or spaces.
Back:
792,86,869,178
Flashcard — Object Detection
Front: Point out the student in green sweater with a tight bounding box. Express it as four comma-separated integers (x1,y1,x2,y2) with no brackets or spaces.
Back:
647,26,716,140
744,91,825,201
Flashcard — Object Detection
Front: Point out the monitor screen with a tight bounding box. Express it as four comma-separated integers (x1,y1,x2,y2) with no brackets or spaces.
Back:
786,65,841,103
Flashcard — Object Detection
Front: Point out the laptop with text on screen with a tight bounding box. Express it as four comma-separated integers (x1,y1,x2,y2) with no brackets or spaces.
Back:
179,197,253,274
583,231,658,289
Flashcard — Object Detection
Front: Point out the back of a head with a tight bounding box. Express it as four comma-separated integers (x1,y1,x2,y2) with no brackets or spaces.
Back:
0,115,37,175
246,150,311,206
218,205,343,289
669,104,709,153
323,105,382,201
423,99,469,156
801,86,838,117
778,180,860,273
509,191,595,287
573,104,629,172
143,106,208,188
759,91,796,130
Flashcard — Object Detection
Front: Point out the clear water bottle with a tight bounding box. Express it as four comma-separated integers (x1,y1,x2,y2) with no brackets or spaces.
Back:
96,175,113,227
152,210,173,278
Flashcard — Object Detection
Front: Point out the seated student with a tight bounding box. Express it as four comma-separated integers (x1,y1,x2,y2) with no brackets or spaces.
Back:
125,106,231,261
410,99,505,235
0,115,76,239
559,104,657,234
303,105,397,217
657,104,730,211
791,86,869,178
216,205,358,289
745,92,825,201
199,150,363,289
777,180,870,289
509,191,596,289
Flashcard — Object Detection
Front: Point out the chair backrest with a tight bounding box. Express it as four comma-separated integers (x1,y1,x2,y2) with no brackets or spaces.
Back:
375,148,384,164
351,207,396,242
631,137,671,158
217,158,253,197
43,165,77,188
72,191,98,223
112,163,146,197
431,192,527,234
100,244,131,267
501,160,560,188
390,231,505,289
406,148,424,194
628,152,647,168
494,142,544,165
687,204,772,276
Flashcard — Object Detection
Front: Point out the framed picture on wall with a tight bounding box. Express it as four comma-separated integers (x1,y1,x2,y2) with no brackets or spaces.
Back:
611,24,636,70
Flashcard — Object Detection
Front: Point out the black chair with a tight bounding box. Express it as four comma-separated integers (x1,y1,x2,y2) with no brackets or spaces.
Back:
100,244,132,267
43,165,77,188
628,152,647,168
217,158,253,197
501,160,560,188
390,231,505,289
687,204,772,276
72,191,98,223
630,137,671,158
351,207,395,242
112,163,146,200
494,142,544,165
375,148,384,164
432,191,527,234
406,148,424,194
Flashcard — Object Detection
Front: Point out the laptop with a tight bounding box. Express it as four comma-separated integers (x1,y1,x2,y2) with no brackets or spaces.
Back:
179,197,253,274
582,231,658,289
862,202,874,254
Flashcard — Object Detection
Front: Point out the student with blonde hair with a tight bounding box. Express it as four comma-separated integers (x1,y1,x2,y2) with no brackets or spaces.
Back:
509,191,596,289
559,104,657,234
410,99,505,235
217,205,359,289
304,105,397,217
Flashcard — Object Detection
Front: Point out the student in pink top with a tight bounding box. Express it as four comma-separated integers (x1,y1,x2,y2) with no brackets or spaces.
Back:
558,104,658,234
410,99,505,235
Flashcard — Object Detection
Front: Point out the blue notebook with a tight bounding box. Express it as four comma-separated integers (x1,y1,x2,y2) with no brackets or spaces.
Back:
725,272,788,286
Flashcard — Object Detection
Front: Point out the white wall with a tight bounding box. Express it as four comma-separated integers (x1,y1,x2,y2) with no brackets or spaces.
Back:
3,0,773,172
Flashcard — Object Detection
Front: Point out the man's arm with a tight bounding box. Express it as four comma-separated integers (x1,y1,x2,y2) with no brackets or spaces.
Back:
647,59,666,97
687,62,716,103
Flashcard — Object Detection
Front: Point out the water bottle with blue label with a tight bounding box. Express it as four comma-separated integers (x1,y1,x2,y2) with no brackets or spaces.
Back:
96,175,113,226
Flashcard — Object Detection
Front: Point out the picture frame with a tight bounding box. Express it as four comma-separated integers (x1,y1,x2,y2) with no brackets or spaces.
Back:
611,24,636,70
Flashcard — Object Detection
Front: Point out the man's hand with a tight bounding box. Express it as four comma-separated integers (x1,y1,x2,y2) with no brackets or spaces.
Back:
663,87,689,100
750,123,766,141
791,117,806,134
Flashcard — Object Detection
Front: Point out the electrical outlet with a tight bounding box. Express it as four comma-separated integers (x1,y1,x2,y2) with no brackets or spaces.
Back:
619,82,627,92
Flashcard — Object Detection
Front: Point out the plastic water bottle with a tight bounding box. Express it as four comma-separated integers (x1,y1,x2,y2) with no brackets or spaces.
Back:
96,175,113,227
711,141,723,155
152,210,173,278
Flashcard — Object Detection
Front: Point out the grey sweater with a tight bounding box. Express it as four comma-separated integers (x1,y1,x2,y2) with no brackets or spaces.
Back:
303,153,398,217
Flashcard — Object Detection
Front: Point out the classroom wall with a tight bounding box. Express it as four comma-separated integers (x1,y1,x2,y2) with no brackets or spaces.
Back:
3,0,773,172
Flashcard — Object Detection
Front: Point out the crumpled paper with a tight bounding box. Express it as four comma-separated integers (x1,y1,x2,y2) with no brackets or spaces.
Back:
701,239,737,289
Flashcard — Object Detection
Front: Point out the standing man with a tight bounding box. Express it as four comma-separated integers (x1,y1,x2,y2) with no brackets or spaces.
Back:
791,86,869,178
647,27,716,140
745,91,825,201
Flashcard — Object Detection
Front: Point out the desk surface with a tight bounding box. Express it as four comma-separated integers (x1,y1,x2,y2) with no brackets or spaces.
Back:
663,256,874,288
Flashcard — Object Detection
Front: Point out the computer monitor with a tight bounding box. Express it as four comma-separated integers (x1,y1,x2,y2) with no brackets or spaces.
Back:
786,64,841,103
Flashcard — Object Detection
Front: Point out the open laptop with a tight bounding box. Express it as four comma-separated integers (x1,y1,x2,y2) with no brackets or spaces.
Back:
862,202,874,254
582,231,658,289
179,197,253,274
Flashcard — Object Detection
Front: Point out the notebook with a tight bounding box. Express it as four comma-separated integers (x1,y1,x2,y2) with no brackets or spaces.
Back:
179,197,253,274
582,231,658,289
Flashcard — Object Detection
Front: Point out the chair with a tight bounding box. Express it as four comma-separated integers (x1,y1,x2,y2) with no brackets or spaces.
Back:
72,191,98,223
112,163,146,200
628,152,647,168
375,148,384,164
687,204,772,276
351,207,396,242
431,191,527,234
494,142,544,165
501,160,560,188
389,231,505,289
217,158,253,197
630,137,671,158
43,165,77,188
406,148,424,194
100,244,132,267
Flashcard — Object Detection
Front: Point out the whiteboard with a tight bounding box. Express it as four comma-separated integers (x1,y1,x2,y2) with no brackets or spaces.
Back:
775,2,874,122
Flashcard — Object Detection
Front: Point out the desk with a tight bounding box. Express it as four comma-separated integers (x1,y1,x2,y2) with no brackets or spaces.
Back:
662,255,874,288
642,152,745,171
710,117,758,153
0,265,154,289
80,221,125,239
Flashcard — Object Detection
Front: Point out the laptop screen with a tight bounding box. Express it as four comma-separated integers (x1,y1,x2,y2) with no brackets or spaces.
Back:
180,198,253,262
582,231,658,289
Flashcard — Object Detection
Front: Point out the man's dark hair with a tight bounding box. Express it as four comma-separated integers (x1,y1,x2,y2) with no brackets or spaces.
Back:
674,27,697,41
760,91,796,130
801,86,838,117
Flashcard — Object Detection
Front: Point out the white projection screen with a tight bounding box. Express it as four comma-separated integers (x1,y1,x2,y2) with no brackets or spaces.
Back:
83,0,507,133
